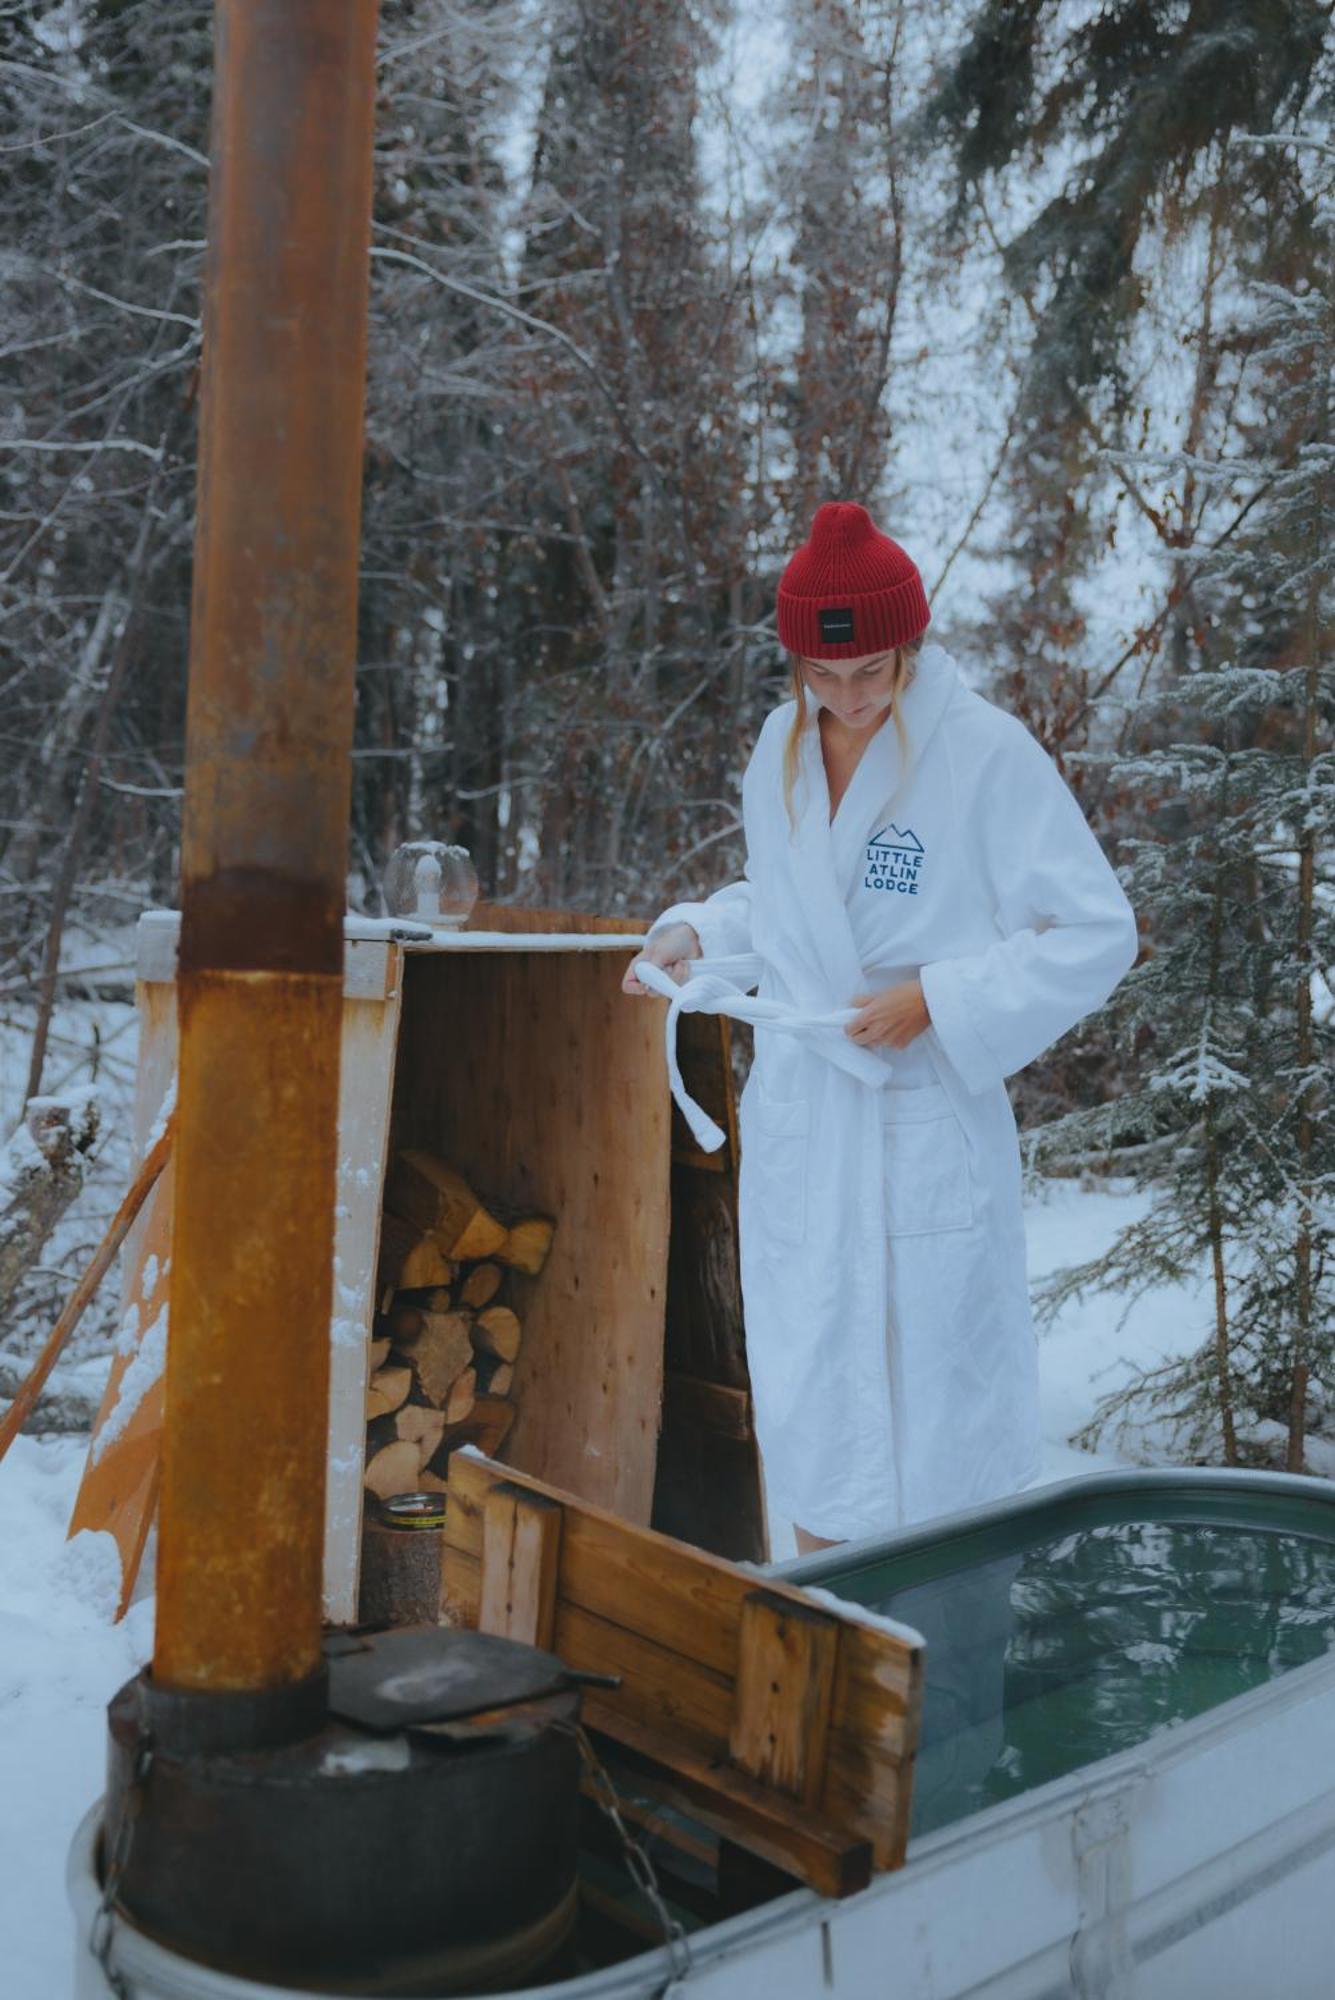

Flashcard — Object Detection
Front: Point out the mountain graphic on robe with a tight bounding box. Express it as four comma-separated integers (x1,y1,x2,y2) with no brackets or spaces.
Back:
867,823,924,855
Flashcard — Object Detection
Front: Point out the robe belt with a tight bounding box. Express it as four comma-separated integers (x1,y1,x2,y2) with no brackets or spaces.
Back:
633,953,862,1153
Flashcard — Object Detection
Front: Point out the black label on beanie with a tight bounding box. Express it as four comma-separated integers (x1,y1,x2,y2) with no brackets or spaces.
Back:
819,605,855,642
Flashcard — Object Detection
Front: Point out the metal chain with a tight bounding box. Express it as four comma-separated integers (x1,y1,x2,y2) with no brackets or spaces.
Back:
559,1718,694,1993
89,1736,154,2000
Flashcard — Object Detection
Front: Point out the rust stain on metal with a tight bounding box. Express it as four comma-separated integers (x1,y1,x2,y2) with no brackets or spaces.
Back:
177,0,380,982
155,0,380,1695
180,868,344,978
156,971,343,1690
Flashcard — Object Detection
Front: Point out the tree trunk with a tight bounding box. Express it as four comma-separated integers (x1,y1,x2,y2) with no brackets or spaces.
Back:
1286,571,1325,1471
1285,319,1330,1472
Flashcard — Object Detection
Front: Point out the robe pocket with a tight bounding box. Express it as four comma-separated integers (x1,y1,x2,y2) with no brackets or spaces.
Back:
747,1088,810,1246
882,1086,974,1236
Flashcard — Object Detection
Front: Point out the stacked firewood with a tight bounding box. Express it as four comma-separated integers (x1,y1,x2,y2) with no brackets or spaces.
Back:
363,1151,554,1503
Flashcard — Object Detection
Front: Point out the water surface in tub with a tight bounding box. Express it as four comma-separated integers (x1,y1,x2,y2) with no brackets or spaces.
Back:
827,1516,1335,1838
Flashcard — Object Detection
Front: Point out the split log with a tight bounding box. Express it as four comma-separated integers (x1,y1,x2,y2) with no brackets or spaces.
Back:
444,1366,476,1425
376,1212,416,1292
398,1284,455,1314
472,1305,521,1365
474,1354,513,1398
369,1336,390,1372
471,1393,515,1454
424,1394,515,1474
400,1311,474,1408
395,1404,446,1458
365,1413,399,1459
401,1237,455,1291
496,1216,555,1277
366,1365,412,1420
364,1439,423,1501
458,1262,503,1310
384,1153,508,1262
391,1294,472,1345
379,1212,455,1292
387,1300,428,1343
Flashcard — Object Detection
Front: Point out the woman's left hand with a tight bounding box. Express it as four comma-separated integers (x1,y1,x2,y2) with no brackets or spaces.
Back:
846,979,931,1049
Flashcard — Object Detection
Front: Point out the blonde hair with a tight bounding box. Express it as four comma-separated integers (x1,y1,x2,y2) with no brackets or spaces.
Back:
782,639,922,831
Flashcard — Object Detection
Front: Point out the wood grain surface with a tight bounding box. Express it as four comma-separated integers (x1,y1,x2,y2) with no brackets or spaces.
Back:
391,910,671,1523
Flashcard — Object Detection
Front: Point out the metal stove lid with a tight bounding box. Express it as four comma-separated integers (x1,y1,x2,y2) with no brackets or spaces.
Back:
325,1626,572,1732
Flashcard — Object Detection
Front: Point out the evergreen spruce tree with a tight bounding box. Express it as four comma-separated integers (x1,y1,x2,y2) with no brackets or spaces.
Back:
1031,135,1335,1472
769,0,908,529
513,0,749,910
926,1,1329,751
353,0,518,896
923,0,1330,1138
1,2,210,1082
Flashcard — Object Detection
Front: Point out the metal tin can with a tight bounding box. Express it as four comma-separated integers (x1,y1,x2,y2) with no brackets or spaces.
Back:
378,1491,447,1531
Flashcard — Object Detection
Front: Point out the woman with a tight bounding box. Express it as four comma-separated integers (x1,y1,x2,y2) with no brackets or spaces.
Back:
623,502,1139,1556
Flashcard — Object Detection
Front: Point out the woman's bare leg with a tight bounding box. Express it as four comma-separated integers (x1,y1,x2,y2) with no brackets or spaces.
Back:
793,1525,844,1555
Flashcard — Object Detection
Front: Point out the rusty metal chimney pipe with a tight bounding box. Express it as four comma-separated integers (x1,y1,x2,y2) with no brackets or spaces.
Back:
155,0,381,1693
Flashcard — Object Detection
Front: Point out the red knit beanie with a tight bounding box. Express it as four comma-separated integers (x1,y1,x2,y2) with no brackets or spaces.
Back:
776,502,930,659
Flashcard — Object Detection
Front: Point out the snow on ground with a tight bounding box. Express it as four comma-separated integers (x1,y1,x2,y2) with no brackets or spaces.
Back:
0,1437,153,2000
0,1173,1183,1997
1025,1173,1193,1476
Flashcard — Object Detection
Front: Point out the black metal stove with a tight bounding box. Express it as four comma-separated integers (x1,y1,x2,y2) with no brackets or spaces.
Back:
102,1626,584,1995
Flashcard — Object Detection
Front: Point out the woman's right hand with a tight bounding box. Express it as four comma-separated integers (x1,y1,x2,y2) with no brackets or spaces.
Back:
622,921,701,996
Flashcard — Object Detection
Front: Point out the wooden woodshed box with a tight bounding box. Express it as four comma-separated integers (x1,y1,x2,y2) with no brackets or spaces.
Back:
73,905,767,1622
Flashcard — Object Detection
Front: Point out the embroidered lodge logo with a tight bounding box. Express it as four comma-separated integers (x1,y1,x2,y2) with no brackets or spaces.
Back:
864,823,924,895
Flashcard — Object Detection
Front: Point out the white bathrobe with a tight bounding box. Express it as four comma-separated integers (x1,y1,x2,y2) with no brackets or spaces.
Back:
646,641,1139,1541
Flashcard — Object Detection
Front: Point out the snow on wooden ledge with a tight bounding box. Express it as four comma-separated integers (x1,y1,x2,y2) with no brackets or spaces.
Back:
135,908,649,986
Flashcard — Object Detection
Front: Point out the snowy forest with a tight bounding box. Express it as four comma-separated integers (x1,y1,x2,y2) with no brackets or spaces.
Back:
1,0,1333,1483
